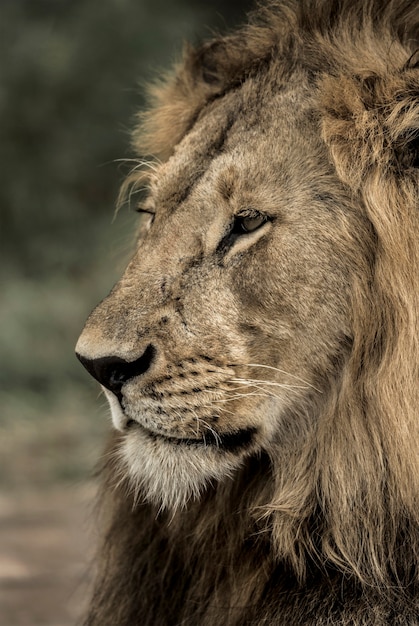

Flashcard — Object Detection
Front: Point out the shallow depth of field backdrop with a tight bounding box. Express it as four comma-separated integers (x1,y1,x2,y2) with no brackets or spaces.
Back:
0,1,252,624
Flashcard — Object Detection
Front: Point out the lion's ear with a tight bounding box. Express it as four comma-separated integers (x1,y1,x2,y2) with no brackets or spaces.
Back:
189,40,235,88
188,35,259,90
321,62,419,189
132,34,266,161
132,36,247,161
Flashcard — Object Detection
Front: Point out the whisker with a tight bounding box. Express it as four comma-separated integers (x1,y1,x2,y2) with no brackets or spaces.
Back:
245,363,322,392
228,380,285,400
112,157,162,172
218,384,271,393
212,391,272,403
230,377,309,390
200,419,222,447
200,402,235,416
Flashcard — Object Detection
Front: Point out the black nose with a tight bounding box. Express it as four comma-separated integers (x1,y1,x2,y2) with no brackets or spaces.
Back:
76,344,156,398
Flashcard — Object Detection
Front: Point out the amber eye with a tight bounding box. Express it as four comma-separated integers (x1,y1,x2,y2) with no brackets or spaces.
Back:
232,210,269,234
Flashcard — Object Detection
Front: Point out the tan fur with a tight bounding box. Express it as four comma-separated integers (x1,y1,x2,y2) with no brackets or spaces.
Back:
76,1,419,623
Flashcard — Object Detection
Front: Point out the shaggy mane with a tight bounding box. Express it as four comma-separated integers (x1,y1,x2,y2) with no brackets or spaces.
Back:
135,0,419,160
84,1,419,624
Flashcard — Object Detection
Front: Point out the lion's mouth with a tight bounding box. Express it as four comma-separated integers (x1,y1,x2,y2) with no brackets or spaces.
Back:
126,420,257,452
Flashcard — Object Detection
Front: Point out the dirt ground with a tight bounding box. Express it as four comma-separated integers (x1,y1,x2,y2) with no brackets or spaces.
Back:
0,483,96,626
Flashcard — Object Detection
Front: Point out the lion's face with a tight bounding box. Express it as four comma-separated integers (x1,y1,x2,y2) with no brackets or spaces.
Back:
76,75,369,510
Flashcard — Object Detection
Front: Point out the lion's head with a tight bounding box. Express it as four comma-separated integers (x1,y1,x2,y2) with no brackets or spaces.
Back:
77,65,371,512
77,0,419,620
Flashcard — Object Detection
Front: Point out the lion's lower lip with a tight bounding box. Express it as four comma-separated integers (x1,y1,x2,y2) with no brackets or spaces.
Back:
126,420,257,451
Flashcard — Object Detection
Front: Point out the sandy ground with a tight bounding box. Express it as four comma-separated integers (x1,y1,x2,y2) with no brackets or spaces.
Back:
0,484,95,626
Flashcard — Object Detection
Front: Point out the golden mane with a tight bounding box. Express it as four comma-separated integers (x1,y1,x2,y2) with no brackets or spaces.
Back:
80,1,419,623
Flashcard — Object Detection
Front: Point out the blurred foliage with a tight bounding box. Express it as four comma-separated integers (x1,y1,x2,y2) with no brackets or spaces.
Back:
0,0,253,487
1,0,252,279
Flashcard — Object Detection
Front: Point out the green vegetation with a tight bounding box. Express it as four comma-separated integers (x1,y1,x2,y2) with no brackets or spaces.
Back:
1,0,252,488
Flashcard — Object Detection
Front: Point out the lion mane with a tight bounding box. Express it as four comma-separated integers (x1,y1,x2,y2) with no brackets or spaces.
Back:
78,1,419,624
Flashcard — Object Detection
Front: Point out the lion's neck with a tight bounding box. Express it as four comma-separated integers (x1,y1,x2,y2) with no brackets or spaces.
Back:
85,448,419,626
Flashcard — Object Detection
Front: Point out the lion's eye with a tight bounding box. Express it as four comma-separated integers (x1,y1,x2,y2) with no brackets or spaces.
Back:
232,211,269,234
135,207,155,225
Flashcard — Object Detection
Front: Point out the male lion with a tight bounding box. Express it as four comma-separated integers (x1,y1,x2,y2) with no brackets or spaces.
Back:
76,0,419,623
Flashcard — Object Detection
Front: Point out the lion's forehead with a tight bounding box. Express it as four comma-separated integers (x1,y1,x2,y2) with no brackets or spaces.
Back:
150,77,328,219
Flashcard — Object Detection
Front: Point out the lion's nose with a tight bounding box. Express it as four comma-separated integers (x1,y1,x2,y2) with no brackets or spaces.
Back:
76,344,156,397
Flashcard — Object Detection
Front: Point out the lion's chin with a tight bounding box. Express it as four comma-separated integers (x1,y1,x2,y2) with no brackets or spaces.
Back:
118,424,256,512
126,419,257,450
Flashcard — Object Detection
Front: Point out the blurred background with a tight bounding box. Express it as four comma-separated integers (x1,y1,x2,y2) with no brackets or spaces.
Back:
0,0,253,624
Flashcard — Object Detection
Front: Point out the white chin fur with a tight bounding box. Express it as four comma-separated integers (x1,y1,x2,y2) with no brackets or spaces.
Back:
102,388,262,511
119,428,245,512
102,387,127,431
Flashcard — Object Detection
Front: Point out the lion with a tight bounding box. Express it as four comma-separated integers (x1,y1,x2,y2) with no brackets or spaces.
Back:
75,0,419,623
